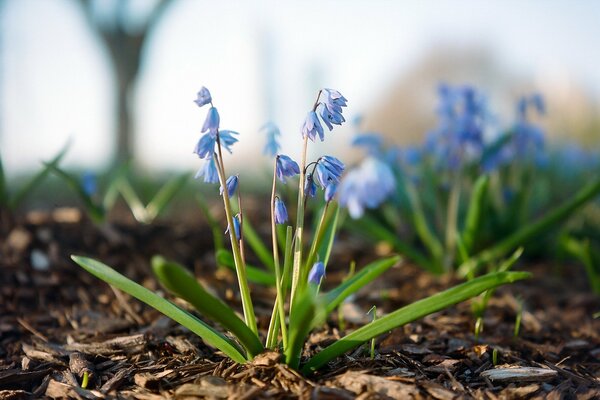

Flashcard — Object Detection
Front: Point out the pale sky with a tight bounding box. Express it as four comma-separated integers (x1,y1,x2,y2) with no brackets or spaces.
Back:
2,0,600,176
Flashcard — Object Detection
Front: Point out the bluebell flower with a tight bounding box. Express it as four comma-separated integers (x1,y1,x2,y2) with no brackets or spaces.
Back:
304,173,317,198
324,182,337,202
218,130,239,153
308,261,325,285
314,156,344,188
220,175,239,198
322,88,348,114
318,103,345,131
339,157,396,218
262,122,281,156
194,87,212,108
274,197,288,225
195,158,219,184
302,111,324,142
81,172,97,197
194,133,216,159
202,107,220,136
226,213,242,241
276,155,300,183
352,133,384,155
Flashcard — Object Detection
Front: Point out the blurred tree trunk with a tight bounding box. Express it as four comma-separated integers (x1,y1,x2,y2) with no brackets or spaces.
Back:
76,0,174,167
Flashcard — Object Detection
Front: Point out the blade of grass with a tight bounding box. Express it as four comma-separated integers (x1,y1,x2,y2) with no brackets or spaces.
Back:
320,255,401,315
146,173,190,220
242,218,275,271
117,178,150,223
71,255,247,363
302,270,531,373
459,178,600,277
216,249,275,286
461,175,489,256
151,256,263,357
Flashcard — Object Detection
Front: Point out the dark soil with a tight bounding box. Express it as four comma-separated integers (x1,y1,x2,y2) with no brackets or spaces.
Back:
1,207,599,399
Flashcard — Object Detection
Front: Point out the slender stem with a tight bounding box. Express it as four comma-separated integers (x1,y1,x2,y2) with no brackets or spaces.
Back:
267,159,288,348
214,136,258,335
303,202,329,274
444,173,461,271
236,182,247,265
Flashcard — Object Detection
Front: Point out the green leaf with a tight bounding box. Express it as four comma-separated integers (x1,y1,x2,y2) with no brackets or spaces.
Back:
0,156,7,206
151,256,263,357
71,255,247,363
302,270,531,373
45,163,105,222
320,256,401,315
241,218,275,271
216,249,275,286
146,173,190,221
10,142,70,210
316,203,340,267
461,175,489,256
561,236,600,294
196,194,225,254
285,287,322,369
459,178,600,277
117,178,150,223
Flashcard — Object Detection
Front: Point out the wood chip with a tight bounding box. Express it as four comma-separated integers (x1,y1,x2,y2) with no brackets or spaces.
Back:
334,371,419,398
175,376,230,399
64,334,146,356
480,367,558,383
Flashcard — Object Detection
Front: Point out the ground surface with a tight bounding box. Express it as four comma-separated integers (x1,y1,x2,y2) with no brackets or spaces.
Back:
1,207,599,399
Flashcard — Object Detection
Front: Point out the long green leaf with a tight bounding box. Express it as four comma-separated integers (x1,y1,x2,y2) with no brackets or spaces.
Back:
146,173,190,220
216,249,275,286
459,178,600,277
71,255,247,363
0,156,7,206
196,194,225,254
10,143,70,210
302,270,531,373
285,287,321,369
317,203,340,267
151,256,263,357
320,256,401,315
241,218,275,271
461,175,489,255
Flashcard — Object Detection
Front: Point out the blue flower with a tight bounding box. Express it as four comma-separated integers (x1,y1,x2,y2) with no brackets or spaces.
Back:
322,88,348,115
352,133,384,155
304,173,317,198
274,197,288,225
194,133,216,159
314,156,345,188
308,261,325,285
194,87,212,108
195,158,219,184
339,157,396,218
218,130,239,153
324,182,337,202
220,175,239,198
262,122,281,156
202,107,220,136
81,172,97,196
226,213,242,241
302,111,324,142
276,155,300,183
318,103,345,131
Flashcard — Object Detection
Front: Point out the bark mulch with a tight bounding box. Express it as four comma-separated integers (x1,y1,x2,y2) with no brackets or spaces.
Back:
1,208,599,399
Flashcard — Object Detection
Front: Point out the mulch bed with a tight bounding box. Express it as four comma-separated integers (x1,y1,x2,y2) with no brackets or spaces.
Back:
1,207,599,399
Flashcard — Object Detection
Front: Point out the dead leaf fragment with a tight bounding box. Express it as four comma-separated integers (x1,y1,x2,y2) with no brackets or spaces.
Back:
481,367,558,383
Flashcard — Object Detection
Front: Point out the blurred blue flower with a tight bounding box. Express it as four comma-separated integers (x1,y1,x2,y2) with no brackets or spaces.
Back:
339,157,396,218
202,107,220,136
302,111,324,142
352,133,384,155
276,155,300,183
81,172,97,197
218,130,239,153
194,87,212,108
194,133,216,159
308,261,325,285
274,197,288,225
220,175,239,198
226,214,242,241
195,158,219,184
304,173,317,198
262,122,281,156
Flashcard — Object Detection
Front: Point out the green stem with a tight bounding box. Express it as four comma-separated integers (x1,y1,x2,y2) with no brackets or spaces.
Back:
444,174,461,271
214,138,257,335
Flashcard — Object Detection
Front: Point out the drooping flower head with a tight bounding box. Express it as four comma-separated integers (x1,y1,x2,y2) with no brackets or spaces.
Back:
339,157,396,219
301,88,347,141
314,156,345,189
194,87,212,108
218,130,239,154
308,261,325,285
274,197,288,225
194,133,216,159
275,155,300,183
302,111,324,142
304,173,317,198
202,107,220,136
195,158,219,184
324,182,337,202
226,213,242,241
220,175,239,198
262,122,281,156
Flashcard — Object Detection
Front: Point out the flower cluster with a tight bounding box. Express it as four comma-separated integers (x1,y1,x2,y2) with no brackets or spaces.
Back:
302,89,348,142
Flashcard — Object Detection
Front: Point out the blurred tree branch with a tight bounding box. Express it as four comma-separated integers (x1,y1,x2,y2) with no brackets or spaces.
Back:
75,0,174,167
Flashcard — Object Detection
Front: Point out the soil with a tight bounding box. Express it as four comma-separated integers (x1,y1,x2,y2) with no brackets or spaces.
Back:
1,207,599,399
